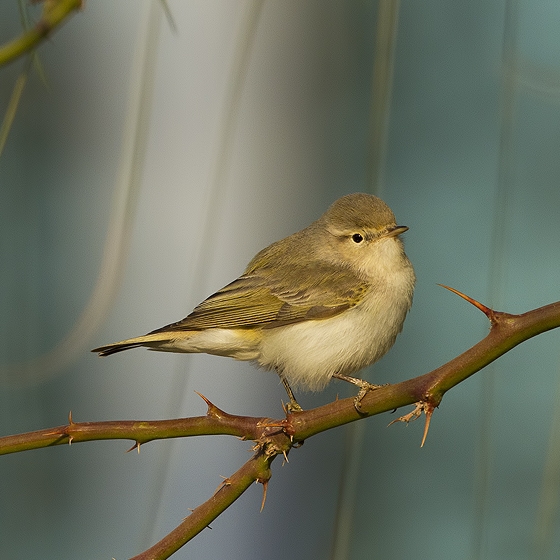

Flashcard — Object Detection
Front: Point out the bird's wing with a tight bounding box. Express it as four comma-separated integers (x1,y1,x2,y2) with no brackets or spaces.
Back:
149,264,370,333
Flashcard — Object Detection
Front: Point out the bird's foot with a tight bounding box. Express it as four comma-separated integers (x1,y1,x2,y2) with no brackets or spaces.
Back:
331,373,382,413
283,400,303,414
280,376,304,413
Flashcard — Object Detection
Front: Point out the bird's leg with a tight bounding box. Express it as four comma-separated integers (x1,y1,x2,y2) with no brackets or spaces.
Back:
332,373,382,412
280,376,303,412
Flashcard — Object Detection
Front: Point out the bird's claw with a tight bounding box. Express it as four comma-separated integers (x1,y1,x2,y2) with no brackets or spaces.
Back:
353,381,382,413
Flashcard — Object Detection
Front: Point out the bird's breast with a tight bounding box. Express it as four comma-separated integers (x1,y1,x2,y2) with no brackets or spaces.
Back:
256,273,413,391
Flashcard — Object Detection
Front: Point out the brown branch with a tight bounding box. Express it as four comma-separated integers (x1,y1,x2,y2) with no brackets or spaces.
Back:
130,436,283,560
1,293,560,559
0,400,278,456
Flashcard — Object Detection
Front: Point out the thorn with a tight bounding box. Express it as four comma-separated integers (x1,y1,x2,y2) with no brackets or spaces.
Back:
260,479,268,512
194,390,213,407
438,284,493,319
256,418,288,430
420,406,434,448
194,391,225,419
388,401,435,446
216,476,232,493
126,441,141,453
282,450,289,464
67,411,75,444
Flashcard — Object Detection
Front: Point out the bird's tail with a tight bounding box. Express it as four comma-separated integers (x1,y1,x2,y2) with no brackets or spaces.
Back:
92,332,177,357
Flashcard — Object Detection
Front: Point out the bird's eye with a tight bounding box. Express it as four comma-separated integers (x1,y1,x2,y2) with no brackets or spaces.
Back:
351,233,364,244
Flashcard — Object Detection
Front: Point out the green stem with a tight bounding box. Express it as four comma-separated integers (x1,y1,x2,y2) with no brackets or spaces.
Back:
0,0,82,68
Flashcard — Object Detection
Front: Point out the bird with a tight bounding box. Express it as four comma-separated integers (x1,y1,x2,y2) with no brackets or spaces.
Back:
92,193,415,410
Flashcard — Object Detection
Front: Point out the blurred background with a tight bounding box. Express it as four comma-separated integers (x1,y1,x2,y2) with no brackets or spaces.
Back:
1,1,560,558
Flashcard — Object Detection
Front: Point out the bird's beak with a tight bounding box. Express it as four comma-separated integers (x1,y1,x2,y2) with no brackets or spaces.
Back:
383,225,408,238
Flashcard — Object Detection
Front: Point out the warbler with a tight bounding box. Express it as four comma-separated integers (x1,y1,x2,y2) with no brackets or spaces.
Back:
93,193,415,410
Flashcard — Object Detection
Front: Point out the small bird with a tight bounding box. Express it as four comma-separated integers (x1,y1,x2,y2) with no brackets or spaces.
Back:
93,193,415,410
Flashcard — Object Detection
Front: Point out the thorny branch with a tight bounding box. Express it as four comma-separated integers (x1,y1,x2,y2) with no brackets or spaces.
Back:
1,289,560,559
